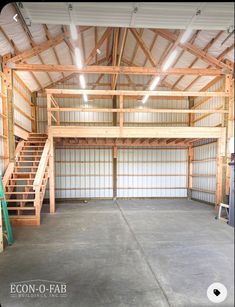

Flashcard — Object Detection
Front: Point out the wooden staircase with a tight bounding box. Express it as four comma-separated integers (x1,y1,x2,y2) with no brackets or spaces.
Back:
3,133,50,226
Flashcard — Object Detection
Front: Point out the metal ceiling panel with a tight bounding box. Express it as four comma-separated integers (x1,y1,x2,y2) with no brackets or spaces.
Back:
20,2,234,30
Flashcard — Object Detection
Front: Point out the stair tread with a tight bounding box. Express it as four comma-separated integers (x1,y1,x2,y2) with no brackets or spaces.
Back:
5,192,35,194
7,199,35,202
13,172,37,174
6,185,45,187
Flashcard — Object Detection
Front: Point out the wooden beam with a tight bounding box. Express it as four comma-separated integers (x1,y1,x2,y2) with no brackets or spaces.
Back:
111,28,120,89
50,107,228,114
10,64,226,76
129,28,157,67
8,34,64,64
49,126,226,139
46,88,228,97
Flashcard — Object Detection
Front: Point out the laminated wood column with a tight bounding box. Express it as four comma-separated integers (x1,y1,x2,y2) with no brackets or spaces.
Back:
188,97,194,126
187,147,193,199
3,54,14,162
49,135,55,213
112,96,117,199
112,146,117,200
225,75,234,196
1,73,9,167
31,91,37,133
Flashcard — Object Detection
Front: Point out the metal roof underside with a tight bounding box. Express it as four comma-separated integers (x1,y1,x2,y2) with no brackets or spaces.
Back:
0,3,234,92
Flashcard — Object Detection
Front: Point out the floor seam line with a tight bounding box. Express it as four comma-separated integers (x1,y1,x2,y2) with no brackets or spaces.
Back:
114,200,172,307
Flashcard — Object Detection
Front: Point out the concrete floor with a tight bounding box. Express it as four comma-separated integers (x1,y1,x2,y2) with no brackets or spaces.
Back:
0,199,234,307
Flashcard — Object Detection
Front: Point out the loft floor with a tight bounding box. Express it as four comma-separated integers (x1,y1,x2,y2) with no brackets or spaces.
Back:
0,199,234,307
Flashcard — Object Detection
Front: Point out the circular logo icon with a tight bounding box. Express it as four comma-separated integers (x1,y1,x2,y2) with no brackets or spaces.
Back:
207,282,227,303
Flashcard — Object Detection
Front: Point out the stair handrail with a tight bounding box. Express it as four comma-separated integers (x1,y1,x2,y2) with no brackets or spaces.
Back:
2,140,25,188
33,139,51,192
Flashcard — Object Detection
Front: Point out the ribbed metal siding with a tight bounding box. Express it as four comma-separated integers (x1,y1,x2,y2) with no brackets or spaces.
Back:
50,147,113,199
37,96,113,133
193,79,224,127
117,148,188,197
13,77,32,132
192,142,217,203
123,97,189,127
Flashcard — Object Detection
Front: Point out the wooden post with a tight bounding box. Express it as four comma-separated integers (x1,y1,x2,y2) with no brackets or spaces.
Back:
1,72,9,168
7,87,15,162
119,95,124,134
47,93,52,131
3,54,15,162
49,136,55,213
188,96,194,126
31,91,37,132
112,95,118,199
187,146,193,199
112,146,117,199
112,95,117,126
226,75,234,195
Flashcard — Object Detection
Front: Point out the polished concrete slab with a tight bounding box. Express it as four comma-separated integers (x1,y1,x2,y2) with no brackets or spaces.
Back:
0,199,234,307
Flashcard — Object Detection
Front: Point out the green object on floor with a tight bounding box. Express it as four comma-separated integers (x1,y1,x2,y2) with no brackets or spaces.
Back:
0,178,13,245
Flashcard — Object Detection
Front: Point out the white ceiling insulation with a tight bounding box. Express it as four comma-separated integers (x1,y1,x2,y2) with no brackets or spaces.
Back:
20,2,234,30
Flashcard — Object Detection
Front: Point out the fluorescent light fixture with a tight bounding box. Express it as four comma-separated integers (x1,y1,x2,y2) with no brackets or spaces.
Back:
79,74,86,89
162,50,178,71
149,76,160,91
70,23,78,41
142,95,149,104
83,93,88,102
75,47,83,69
180,28,193,44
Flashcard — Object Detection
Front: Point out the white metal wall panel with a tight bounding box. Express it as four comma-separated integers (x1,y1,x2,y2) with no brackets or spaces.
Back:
13,77,32,132
192,142,217,203
123,96,189,126
117,148,188,197
193,79,225,127
52,147,113,199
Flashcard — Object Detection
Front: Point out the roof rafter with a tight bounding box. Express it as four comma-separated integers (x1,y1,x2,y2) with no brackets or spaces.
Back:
153,29,232,70
112,28,128,89
85,27,113,65
172,30,224,89
129,28,157,67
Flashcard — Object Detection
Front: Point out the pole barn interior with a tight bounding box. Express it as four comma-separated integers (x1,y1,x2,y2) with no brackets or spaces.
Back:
0,2,234,307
